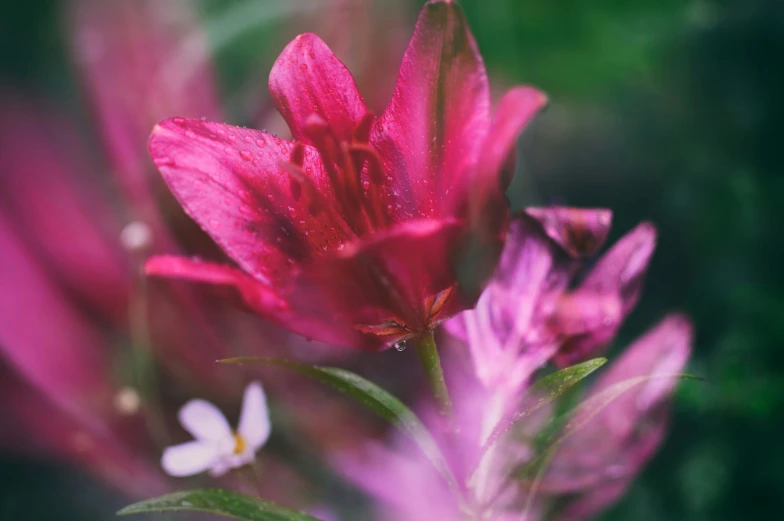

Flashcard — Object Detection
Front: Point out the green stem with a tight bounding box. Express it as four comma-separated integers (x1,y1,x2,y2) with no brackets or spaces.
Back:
413,330,452,417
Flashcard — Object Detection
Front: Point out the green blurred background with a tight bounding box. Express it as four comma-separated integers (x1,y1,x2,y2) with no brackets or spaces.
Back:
1,0,782,520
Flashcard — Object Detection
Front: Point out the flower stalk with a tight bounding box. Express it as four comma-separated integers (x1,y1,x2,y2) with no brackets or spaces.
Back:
413,330,452,417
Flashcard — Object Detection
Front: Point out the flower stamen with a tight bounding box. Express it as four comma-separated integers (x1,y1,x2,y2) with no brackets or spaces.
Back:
233,432,246,455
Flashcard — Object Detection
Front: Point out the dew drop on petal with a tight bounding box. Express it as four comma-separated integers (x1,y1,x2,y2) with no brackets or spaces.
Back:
394,341,407,352
299,64,308,72
239,150,253,161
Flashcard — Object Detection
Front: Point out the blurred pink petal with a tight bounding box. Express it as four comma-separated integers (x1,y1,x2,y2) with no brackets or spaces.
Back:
0,366,167,498
542,315,693,514
0,96,129,317
69,0,222,210
0,212,115,432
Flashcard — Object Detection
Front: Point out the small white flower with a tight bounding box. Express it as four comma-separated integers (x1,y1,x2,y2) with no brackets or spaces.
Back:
161,381,271,477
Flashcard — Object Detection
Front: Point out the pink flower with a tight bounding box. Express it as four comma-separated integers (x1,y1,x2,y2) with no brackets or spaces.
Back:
336,212,690,521
144,0,547,350
448,208,657,398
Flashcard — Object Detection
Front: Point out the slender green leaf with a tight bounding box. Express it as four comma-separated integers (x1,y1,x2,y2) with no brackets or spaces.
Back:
480,358,608,453
220,357,460,495
118,489,323,521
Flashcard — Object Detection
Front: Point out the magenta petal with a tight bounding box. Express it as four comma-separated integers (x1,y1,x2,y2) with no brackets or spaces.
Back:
288,219,464,350
269,33,369,143
145,255,361,348
145,255,283,316
371,0,491,216
525,207,613,258
149,117,353,282
478,86,548,191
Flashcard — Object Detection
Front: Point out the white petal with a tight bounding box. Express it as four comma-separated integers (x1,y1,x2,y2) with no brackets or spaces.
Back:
161,441,217,477
178,399,232,442
237,381,271,451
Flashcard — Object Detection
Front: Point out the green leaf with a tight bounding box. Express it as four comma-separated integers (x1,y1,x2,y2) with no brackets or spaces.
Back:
117,489,323,520
480,358,608,453
220,357,460,495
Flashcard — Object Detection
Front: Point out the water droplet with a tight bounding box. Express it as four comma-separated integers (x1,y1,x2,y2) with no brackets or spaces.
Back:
256,139,266,147
244,136,252,143
267,194,275,202
299,64,308,72
173,117,185,125
239,150,253,161
394,341,407,352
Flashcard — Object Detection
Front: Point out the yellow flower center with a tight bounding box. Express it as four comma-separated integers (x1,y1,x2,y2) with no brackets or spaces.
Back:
232,432,246,455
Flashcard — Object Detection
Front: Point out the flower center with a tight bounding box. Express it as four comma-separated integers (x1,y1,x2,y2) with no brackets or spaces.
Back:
232,432,246,455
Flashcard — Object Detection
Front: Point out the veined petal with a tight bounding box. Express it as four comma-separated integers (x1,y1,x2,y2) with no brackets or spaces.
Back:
371,0,491,217
269,33,369,143
178,399,232,442
238,381,271,451
149,118,352,283
525,207,612,258
161,440,218,477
